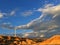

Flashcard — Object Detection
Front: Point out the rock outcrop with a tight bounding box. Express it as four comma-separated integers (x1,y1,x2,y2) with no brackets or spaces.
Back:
0,35,45,45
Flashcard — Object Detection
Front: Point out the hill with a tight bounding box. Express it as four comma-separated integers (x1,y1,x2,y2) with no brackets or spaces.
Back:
40,35,60,45
1,35,60,45
0,35,46,45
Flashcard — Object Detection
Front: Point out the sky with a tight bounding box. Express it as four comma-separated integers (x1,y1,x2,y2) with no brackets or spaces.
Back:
0,0,60,38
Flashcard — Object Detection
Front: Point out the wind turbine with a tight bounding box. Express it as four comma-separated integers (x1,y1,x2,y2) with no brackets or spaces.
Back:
14,28,17,37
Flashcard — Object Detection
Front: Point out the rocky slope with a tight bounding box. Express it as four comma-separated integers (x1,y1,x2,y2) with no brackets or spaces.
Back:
40,35,60,45
1,35,60,45
0,35,45,45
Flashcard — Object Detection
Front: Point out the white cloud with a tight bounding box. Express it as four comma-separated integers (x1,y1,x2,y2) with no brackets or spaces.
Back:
23,31,45,38
0,9,16,19
44,4,54,8
40,34,45,37
0,12,7,18
23,33,29,37
1,22,15,29
10,9,18,16
0,13,3,18
10,10,16,16
37,4,60,19
21,10,33,16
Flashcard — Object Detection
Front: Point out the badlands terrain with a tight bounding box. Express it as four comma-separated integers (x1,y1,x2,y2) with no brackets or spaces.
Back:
0,35,60,45
0,35,46,45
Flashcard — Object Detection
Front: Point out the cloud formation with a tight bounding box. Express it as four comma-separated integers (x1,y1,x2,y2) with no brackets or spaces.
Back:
14,4,60,37
16,4,60,30
22,31,46,38
1,22,15,30
10,10,16,16
0,13,3,18
21,10,33,17
0,12,7,18
38,4,60,19
10,9,18,16
0,9,17,19
1,4,60,38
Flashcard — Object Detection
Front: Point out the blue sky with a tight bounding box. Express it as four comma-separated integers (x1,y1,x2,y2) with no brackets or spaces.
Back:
0,0,60,37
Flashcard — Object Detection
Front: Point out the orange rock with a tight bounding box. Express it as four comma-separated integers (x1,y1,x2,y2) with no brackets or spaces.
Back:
7,36,11,40
14,37,20,41
0,35,3,39
13,41,18,44
40,35,60,45
26,39,33,44
21,41,26,45
18,42,21,45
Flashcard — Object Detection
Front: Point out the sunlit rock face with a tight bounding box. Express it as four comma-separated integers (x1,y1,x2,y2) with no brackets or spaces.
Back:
0,35,45,45
40,35,60,45
0,35,3,39
1,35,60,45
7,36,11,40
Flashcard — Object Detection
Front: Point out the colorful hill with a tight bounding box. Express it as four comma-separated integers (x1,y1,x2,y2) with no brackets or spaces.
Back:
0,35,45,45
0,35,60,45
40,35,60,45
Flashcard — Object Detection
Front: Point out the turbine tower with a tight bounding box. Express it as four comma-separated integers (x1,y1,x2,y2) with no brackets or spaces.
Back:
14,28,17,37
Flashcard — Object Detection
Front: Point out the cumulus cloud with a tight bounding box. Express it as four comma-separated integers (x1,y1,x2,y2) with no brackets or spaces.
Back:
38,4,60,19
